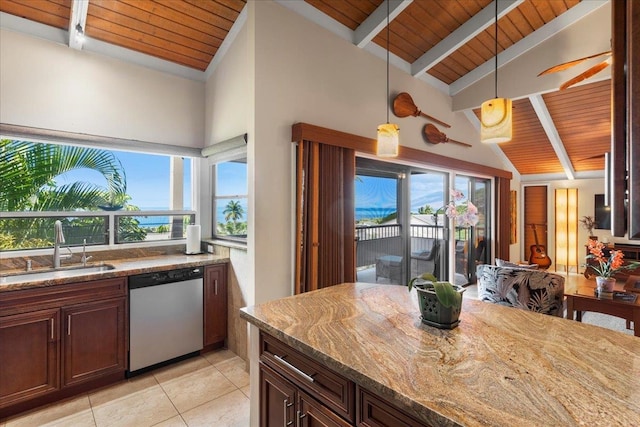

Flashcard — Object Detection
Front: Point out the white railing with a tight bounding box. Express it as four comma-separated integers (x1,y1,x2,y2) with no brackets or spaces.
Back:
0,210,196,251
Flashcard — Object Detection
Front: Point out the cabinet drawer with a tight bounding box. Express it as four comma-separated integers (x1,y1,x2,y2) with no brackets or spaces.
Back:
0,277,127,316
357,387,431,427
260,332,355,423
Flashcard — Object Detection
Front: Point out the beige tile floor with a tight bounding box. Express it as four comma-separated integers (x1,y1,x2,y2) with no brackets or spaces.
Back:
1,349,250,427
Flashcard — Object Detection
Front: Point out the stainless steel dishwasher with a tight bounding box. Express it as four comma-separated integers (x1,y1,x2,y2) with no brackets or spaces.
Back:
128,267,203,376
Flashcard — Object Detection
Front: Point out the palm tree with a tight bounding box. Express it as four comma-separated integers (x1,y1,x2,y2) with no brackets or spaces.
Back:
223,200,244,223
0,139,144,248
1,139,126,211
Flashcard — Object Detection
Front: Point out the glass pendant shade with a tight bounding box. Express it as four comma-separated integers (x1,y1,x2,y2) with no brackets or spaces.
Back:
480,97,512,143
376,123,400,157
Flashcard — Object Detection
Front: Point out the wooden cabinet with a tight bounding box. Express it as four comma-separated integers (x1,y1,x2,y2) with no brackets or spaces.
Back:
260,362,351,427
357,388,431,427
260,362,297,427
259,332,433,427
63,297,126,387
204,264,227,347
260,332,355,426
0,277,127,418
0,308,60,408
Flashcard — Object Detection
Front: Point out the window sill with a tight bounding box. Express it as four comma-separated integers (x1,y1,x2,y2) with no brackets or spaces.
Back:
203,238,247,252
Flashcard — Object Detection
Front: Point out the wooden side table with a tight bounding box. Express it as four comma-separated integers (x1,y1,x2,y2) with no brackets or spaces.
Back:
565,286,640,337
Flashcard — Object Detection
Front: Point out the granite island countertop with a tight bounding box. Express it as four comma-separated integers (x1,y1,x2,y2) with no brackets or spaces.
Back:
240,282,640,427
0,252,228,292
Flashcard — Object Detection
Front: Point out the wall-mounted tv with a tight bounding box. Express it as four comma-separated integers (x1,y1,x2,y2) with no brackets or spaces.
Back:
594,194,611,230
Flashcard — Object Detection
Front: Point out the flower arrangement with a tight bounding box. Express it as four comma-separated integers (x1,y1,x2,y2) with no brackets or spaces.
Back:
584,239,640,279
442,189,479,228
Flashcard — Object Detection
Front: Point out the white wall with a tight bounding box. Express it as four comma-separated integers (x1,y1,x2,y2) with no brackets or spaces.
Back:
0,29,205,147
249,1,512,305
204,17,253,300
204,19,251,147
518,178,635,271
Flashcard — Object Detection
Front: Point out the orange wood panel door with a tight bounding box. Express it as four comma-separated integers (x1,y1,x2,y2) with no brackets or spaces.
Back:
524,186,548,264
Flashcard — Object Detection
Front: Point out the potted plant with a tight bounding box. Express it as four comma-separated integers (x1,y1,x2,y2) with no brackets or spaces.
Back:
579,215,597,240
584,239,640,293
408,272,465,329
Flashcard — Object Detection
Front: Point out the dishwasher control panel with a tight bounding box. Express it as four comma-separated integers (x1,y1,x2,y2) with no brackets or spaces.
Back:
129,267,203,289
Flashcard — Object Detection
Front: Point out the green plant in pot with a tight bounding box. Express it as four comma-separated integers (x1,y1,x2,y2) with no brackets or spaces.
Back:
408,273,465,329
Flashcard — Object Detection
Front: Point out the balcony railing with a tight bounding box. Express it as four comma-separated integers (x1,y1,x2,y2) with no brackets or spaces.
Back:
356,224,477,283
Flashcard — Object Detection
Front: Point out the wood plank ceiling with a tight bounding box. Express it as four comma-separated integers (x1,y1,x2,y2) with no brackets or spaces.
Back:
0,0,611,179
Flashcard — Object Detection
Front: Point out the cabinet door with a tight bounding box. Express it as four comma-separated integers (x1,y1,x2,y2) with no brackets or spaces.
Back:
357,388,431,427
260,363,297,427
298,390,352,427
0,308,60,407
62,297,126,387
204,264,227,346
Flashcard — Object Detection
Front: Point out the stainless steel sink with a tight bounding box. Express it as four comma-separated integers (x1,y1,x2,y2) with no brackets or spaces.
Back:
0,264,116,284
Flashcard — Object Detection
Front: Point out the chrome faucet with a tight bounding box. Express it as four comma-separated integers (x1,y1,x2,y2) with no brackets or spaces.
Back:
81,239,93,266
53,220,72,268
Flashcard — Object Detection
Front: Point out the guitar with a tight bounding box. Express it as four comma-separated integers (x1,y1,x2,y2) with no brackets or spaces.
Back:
529,224,552,269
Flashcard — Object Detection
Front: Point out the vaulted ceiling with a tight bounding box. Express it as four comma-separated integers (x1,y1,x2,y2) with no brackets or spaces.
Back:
0,0,612,181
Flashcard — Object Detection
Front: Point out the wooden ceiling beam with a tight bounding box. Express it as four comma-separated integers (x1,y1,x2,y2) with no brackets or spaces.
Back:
529,94,575,180
450,0,608,97
411,0,523,77
354,0,413,48
68,0,88,50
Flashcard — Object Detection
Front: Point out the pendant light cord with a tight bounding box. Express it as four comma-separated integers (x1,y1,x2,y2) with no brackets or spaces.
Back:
494,0,498,99
386,0,390,124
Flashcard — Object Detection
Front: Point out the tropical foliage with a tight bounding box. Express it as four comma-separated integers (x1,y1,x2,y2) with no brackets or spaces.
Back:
0,139,146,249
217,199,247,236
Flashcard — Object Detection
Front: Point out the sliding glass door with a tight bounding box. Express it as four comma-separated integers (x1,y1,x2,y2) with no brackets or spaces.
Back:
409,170,449,281
354,162,403,284
355,158,492,286
453,175,491,285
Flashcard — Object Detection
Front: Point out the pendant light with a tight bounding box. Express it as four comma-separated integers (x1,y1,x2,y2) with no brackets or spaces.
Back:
377,0,399,157
480,1,512,143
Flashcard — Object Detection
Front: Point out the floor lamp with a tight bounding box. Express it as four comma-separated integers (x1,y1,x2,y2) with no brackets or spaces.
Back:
555,188,578,272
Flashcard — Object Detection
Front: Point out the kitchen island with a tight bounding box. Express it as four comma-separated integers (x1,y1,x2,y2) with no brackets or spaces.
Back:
240,282,640,426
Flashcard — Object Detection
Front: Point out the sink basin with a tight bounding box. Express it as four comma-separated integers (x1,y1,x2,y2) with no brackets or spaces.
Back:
0,264,116,284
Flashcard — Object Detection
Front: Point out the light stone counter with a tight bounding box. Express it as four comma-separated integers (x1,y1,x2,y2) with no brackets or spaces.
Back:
0,253,228,292
240,282,640,427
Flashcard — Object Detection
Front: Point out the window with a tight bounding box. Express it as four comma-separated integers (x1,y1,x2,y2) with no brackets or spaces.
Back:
212,158,247,241
0,139,195,251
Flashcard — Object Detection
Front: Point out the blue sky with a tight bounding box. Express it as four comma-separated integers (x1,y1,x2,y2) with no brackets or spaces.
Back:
58,150,192,209
356,172,449,212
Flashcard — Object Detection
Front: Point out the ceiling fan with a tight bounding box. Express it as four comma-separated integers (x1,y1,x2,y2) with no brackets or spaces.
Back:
538,50,612,90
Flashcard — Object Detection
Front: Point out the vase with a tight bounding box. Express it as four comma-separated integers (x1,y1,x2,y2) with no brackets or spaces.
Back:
596,276,615,292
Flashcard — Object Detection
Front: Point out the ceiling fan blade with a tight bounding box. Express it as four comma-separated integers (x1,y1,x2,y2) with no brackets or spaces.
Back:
559,58,612,90
575,153,606,162
537,51,611,76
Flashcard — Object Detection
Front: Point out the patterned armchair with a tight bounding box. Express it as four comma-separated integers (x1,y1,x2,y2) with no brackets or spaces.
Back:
476,264,565,317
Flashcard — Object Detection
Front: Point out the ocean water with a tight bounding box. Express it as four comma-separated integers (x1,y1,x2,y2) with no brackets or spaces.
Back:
356,207,396,221
129,206,393,226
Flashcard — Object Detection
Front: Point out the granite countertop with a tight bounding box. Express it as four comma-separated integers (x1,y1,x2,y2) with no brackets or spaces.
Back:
0,253,228,292
240,282,640,427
